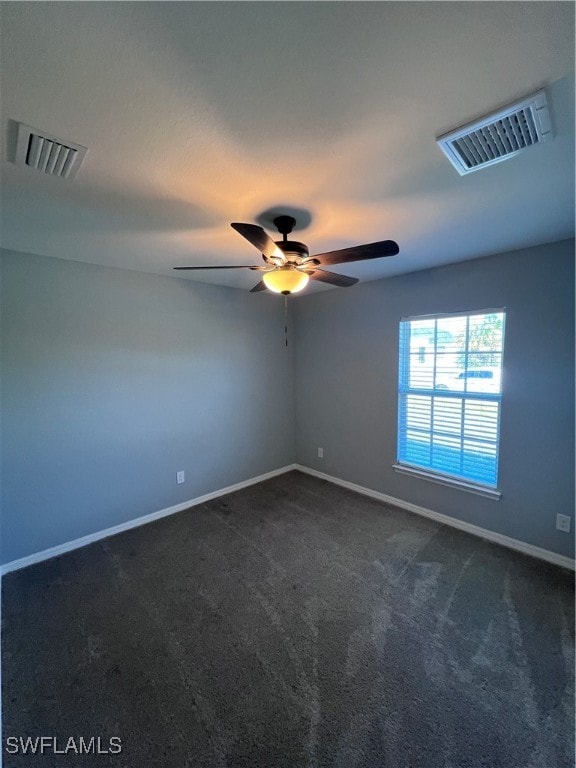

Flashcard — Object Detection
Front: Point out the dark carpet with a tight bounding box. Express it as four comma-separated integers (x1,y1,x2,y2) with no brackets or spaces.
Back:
2,470,574,767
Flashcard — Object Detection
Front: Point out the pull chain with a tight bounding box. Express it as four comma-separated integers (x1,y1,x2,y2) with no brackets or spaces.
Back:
284,294,288,347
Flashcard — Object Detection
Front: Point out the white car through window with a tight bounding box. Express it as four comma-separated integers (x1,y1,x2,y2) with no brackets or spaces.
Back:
435,368,501,394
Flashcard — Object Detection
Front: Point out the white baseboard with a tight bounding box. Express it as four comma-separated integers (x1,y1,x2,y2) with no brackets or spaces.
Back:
294,464,575,571
0,464,297,576
2,462,573,575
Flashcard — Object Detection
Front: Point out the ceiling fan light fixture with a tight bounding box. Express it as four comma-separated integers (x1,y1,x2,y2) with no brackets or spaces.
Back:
263,266,309,295
175,217,399,294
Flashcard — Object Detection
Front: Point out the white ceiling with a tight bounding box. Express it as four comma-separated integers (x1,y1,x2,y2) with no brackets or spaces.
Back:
1,2,574,292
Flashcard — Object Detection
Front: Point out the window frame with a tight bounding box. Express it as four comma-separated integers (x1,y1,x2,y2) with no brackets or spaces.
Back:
394,308,506,499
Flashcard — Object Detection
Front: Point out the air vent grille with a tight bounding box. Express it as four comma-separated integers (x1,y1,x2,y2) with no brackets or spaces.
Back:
437,90,552,175
15,123,87,179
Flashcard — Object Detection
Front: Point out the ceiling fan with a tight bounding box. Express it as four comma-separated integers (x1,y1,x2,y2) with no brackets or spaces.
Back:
174,215,399,295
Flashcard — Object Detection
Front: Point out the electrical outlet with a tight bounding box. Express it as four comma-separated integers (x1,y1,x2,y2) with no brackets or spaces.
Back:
177,471,185,485
317,447,324,458
556,514,571,533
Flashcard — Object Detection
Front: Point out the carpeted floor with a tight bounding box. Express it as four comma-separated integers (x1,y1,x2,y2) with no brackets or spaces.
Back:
2,470,574,767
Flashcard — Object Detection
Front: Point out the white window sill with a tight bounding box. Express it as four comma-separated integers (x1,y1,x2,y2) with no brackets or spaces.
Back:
393,464,502,500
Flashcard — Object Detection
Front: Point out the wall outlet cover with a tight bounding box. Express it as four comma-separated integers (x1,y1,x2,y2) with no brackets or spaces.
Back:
556,514,571,533
177,471,185,484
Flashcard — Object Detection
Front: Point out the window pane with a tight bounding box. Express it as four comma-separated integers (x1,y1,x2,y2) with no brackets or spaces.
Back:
398,394,431,466
433,396,462,437
462,440,498,485
431,435,462,475
463,400,498,441
434,353,463,390
408,355,434,390
404,395,432,431
436,315,467,354
410,318,436,338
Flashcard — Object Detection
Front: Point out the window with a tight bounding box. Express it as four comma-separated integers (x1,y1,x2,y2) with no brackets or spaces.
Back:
396,310,505,493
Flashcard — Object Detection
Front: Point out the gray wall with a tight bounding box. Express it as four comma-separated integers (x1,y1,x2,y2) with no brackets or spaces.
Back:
2,240,574,565
294,239,575,559
1,250,295,564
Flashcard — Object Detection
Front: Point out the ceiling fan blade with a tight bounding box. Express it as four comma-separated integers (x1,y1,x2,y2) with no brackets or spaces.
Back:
250,280,268,293
231,223,282,260
312,240,399,266
306,269,359,288
173,265,265,270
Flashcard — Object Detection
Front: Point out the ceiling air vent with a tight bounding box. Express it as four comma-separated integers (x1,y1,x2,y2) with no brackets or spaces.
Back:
15,123,87,179
436,90,552,175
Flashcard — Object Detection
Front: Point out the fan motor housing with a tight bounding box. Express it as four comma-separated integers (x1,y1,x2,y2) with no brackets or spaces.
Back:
276,240,309,262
